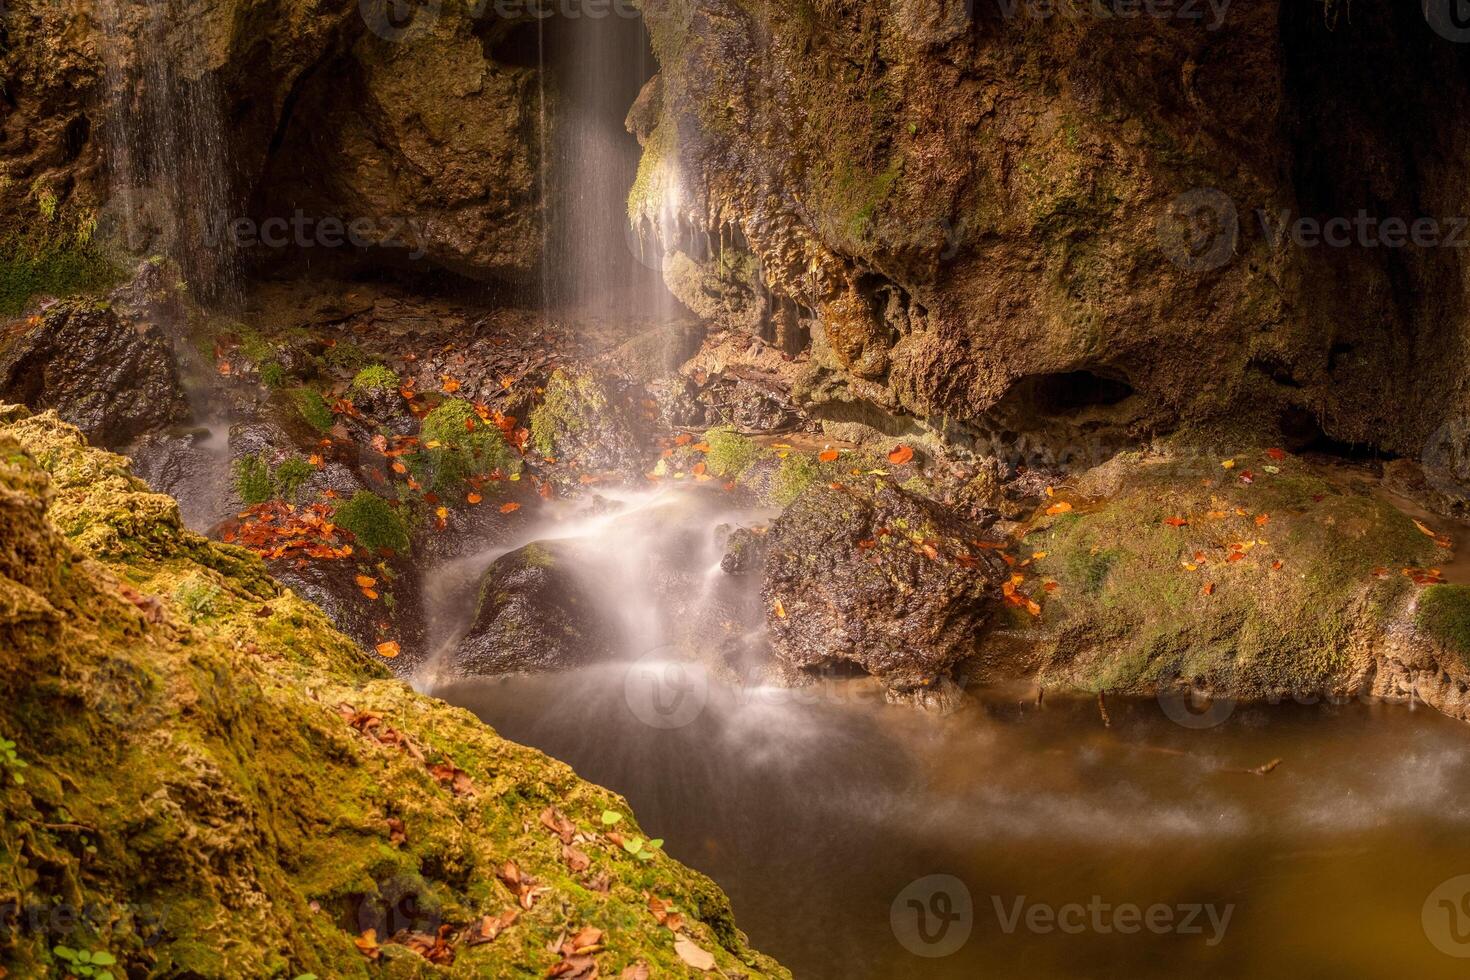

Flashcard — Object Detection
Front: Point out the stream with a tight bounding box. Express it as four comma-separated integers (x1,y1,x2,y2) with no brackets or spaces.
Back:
414,486,1470,979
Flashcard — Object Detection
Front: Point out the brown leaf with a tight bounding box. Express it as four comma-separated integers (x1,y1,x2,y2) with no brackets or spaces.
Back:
563,845,591,872
539,806,577,844
674,936,716,972
619,963,651,980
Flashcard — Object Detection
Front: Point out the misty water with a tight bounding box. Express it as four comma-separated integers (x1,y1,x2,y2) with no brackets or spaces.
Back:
407,484,1470,979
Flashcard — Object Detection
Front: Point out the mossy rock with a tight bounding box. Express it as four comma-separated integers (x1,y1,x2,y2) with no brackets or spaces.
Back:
1019,446,1444,699
1417,585,1470,668
0,407,787,978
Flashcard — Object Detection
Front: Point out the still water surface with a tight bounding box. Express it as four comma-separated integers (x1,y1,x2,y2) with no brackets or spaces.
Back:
429,673,1470,979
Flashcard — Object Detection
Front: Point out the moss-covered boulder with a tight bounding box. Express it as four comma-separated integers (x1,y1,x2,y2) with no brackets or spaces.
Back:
0,407,786,978
761,478,1006,694
1009,446,1458,705
529,370,649,477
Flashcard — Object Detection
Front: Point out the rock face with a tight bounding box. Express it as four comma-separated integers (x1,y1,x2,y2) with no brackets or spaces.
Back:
258,7,547,281
637,0,1470,477
0,298,188,447
452,542,612,675
0,407,787,978
761,479,1006,687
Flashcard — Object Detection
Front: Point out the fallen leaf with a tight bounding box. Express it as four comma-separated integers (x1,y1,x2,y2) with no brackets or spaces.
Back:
467,492,483,505
774,599,787,619
1046,501,1073,516
355,929,381,960
1201,582,1216,596
500,502,521,514
1413,519,1439,539
1163,516,1189,528
888,444,915,465
391,461,408,475
1255,514,1270,526
360,587,379,600
376,640,401,659
819,449,840,463
1266,447,1287,460
674,937,716,972
1221,459,1236,469
355,574,377,589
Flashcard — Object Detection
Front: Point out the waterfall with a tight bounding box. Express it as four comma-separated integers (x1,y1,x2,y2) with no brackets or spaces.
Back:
96,0,239,305
543,11,671,318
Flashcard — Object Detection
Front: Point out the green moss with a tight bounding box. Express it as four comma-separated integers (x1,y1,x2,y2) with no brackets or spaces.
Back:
771,454,819,507
232,452,275,507
1417,585,1470,667
323,341,369,376
333,491,411,555
273,457,313,503
291,388,335,434
528,370,607,458
234,452,314,506
349,364,399,397
421,399,517,491
0,411,787,978
171,572,220,622
703,427,759,479
1031,448,1440,697
0,230,120,316
258,361,287,389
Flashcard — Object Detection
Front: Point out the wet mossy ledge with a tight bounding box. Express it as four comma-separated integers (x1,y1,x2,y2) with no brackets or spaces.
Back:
0,408,788,978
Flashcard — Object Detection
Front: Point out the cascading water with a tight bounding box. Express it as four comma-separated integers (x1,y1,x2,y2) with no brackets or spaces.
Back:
96,0,238,303
97,0,239,529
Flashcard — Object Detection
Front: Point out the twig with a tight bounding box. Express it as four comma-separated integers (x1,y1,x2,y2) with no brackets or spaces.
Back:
1097,692,1111,728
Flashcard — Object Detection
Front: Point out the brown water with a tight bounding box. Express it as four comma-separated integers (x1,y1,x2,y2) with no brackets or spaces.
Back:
429,673,1470,979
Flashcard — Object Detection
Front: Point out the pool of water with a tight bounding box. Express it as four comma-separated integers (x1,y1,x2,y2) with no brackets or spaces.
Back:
429,672,1470,978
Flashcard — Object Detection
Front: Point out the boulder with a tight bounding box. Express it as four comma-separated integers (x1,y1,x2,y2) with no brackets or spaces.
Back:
451,542,612,675
761,480,1006,687
0,300,188,447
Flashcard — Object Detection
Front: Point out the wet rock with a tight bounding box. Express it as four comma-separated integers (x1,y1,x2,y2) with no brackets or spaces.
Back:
0,299,189,448
761,480,1006,687
719,526,767,577
529,370,650,477
451,542,613,675
647,376,709,429
129,427,235,532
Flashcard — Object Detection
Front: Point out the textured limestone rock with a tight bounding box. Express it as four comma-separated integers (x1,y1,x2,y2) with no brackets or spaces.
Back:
761,478,1005,687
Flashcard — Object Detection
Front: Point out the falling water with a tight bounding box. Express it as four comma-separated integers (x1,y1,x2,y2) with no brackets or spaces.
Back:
542,10,671,317
96,0,239,304
97,0,239,529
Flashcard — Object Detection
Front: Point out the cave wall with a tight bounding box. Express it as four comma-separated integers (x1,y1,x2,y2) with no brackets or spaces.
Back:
635,0,1470,467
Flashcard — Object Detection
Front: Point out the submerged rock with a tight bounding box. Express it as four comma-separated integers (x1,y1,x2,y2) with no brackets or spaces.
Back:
761,480,1006,687
451,541,612,675
0,299,188,447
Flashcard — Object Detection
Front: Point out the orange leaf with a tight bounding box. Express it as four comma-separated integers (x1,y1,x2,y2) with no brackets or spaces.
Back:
391,461,407,474
500,502,521,514
216,360,232,376
887,445,915,465
819,449,840,463
468,492,483,505
355,575,377,589
360,587,379,600
1266,447,1287,460
375,641,401,659
1201,582,1216,596
309,454,324,468
674,433,693,446
441,375,461,393
1046,501,1073,516
692,462,707,476
1255,513,1271,526
1163,516,1189,528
